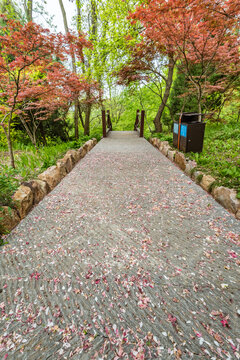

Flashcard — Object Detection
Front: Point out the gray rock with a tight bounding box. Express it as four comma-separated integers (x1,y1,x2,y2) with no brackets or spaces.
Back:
22,180,49,205
236,209,240,220
185,161,197,177
12,185,33,219
78,147,87,159
61,153,74,173
149,138,154,145
83,140,94,152
212,187,240,214
38,166,62,191
167,150,176,162
56,159,68,178
192,170,204,183
159,141,168,152
0,206,20,232
150,138,160,148
175,152,187,171
92,138,98,146
65,150,80,165
200,175,216,192
162,144,171,156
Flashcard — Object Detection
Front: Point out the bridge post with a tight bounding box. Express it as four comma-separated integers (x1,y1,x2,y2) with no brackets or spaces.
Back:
107,110,112,131
134,109,140,131
140,110,145,137
102,110,107,138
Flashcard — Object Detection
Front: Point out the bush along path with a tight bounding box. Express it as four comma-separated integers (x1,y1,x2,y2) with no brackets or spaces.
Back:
0,131,239,359
0,139,97,240
150,138,240,221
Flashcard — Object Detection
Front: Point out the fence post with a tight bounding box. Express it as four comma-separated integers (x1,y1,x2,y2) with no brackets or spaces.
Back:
102,110,107,138
107,110,112,131
140,110,145,137
134,109,140,131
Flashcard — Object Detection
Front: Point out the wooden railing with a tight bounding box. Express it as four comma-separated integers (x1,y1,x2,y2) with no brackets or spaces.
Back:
134,109,145,137
102,110,112,138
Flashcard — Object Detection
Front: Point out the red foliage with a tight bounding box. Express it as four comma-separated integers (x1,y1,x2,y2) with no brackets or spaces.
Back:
129,0,240,103
0,16,93,123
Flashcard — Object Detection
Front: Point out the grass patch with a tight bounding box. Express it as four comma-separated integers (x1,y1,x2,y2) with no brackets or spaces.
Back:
0,133,101,239
0,134,101,206
151,121,240,196
188,122,240,195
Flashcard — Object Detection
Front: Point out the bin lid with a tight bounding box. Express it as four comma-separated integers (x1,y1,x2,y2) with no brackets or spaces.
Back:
176,112,204,116
176,112,204,123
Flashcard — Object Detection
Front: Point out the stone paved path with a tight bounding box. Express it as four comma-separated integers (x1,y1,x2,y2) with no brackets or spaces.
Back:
0,131,240,359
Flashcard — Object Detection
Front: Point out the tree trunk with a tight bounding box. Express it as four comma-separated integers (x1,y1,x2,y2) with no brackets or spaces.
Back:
58,0,79,139
39,121,47,145
25,0,33,21
1,121,15,168
76,0,82,31
74,99,79,139
84,103,91,136
153,55,175,132
1,0,11,13
6,132,15,168
77,102,85,128
198,101,202,122
20,117,37,147
91,0,97,39
58,0,69,33
197,88,202,122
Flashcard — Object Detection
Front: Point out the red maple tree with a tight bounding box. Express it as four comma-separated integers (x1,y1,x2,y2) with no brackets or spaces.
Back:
129,0,240,123
0,16,93,167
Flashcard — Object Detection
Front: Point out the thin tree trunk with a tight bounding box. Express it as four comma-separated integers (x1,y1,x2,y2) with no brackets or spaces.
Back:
77,102,85,128
91,0,97,39
84,103,91,136
198,102,202,122
1,0,11,12
24,0,33,21
20,116,37,147
153,55,175,132
27,0,32,21
39,121,47,145
1,120,15,168
76,0,82,32
84,89,92,136
58,0,69,33
7,131,15,168
197,88,202,122
74,99,79,139
58,0,79,139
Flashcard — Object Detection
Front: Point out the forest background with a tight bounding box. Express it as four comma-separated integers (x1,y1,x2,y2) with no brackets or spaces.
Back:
0,0,239,221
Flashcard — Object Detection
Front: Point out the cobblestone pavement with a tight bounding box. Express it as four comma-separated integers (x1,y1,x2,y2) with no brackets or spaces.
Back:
0,131,239,359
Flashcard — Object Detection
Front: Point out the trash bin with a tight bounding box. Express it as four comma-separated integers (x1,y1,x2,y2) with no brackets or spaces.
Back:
173,113,206,153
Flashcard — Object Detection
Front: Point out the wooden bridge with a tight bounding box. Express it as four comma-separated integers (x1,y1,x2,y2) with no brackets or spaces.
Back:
101,109,145,138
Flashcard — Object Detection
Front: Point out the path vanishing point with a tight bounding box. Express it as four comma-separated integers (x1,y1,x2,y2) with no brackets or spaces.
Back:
0,131,239,359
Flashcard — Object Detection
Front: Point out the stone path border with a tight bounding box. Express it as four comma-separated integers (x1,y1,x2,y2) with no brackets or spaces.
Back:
149,138,240,220
0,139,97,235
0,131,239,359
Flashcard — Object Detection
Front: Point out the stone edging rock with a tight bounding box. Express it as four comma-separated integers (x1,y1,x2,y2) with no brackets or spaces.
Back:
149,138,240,220
0,138,98,234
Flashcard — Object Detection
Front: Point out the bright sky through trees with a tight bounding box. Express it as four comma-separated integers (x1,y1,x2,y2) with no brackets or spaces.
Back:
35,0,75,33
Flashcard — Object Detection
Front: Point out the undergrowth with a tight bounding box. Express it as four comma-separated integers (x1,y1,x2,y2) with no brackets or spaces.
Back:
0,134,101,206
151,121,240,196
188,122,240,196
